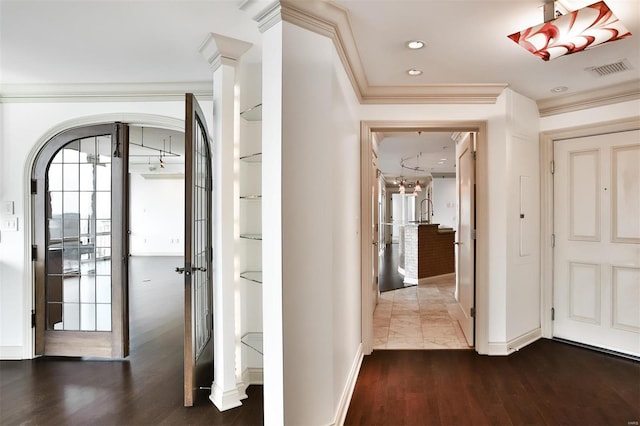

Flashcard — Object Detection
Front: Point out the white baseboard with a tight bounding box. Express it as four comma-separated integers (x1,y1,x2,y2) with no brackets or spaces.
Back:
239,367,264,388
487,328,542,356
0,346,23,360
332,343,364,426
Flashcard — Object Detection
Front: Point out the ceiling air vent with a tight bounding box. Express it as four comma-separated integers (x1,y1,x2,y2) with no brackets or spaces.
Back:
585,59,633,77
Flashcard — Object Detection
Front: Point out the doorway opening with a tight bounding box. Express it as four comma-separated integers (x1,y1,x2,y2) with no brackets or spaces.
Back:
360,121,489,355
373,130,473,350
30,122,187,357
30,97,215,407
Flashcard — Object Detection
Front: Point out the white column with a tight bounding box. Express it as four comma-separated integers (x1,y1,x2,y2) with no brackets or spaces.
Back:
255,5,285,424
199,33,251,412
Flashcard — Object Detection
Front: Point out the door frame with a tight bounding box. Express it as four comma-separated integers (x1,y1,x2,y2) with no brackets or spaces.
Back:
23,113,184,359
360,120,489,355
539,116,640,340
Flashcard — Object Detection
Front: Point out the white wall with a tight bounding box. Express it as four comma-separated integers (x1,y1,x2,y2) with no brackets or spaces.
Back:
129,174,184,256
262,21,361,425
0,99,211,359
431,177,456,228
504,90,541,344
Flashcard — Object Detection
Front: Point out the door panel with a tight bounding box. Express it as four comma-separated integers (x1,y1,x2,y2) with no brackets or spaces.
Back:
554,130,640,356
372,154,379,305
182,93,214,406
456,133,475,346
34,123,129,358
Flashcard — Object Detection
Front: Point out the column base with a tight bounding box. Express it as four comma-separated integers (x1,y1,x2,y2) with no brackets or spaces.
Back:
209,382,243,411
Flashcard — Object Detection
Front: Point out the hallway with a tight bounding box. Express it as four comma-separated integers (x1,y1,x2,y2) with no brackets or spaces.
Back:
374,273,471,350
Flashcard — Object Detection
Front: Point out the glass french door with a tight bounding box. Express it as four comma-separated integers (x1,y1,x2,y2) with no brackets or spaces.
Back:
33,123,129,358
181,93,214,406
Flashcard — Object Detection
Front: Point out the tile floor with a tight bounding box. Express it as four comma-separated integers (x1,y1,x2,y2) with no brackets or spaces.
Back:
373,273,472,350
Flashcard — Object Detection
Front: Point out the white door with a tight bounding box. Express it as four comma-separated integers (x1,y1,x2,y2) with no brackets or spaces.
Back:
372,154,380,306
553,130,640,357
456,133,475,346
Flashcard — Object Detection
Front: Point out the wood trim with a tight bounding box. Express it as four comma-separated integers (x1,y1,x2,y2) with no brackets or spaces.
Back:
44,331,112,358
539,117,640,340
537,80,640,117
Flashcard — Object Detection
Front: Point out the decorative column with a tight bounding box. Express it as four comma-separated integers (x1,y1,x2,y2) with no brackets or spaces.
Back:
254,4,286,424
199,32,251,412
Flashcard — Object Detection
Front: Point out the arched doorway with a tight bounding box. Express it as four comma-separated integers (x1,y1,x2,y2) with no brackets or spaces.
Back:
29,94,215,405
32,123,129,358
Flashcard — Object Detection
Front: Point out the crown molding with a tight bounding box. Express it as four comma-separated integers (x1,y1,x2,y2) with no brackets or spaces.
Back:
0,82,213,103
362,84,508,104
537,79,640,117
257,0,506,104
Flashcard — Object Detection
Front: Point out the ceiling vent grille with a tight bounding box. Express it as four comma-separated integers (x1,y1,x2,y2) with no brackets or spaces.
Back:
585,59,632,77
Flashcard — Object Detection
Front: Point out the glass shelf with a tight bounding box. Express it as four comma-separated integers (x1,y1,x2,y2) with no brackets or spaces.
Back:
240,271,262,284
241,332,263,355
240,153,262,163
240,104,262,122
240,195,262,200
240,233,262,241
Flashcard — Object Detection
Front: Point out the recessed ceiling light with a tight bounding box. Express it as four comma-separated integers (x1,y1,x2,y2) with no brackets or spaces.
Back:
407,40,425,49
407,69,423,76
440,158,447,161
551,86,568,93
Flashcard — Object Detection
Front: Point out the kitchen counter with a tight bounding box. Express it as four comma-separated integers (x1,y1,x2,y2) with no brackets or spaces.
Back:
403,223,456,284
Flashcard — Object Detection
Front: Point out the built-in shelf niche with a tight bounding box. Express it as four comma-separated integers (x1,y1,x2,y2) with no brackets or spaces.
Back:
241,332,263,355
239,101,263,365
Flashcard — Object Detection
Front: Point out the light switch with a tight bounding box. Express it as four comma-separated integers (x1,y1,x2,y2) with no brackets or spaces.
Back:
1,216,18,232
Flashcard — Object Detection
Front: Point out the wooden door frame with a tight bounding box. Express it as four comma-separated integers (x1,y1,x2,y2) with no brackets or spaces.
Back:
539,117,640,340
32,122,129,358
360,120,489,355
23,114,185,359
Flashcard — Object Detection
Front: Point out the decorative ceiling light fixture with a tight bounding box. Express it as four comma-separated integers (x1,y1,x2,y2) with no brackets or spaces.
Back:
413,152,422,196
399,179,406,194
507,1,631,61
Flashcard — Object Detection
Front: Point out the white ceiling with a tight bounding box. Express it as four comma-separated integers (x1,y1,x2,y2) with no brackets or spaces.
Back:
338,0,639,100
1,0,638,174
378,132,457,180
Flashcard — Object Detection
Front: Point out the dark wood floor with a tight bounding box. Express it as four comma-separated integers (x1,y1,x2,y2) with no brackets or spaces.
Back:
0,256,263,426
345,339,640,426
4,258,639,426
379,243,409,292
